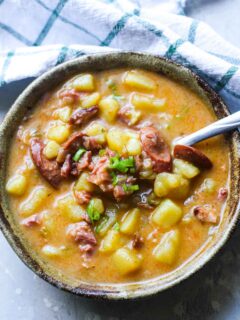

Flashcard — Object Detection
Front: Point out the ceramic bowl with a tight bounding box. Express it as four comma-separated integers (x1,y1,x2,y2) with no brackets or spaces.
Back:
0,52,239,300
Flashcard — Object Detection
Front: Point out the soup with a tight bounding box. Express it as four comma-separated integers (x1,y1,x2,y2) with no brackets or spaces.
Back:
6,69,229,284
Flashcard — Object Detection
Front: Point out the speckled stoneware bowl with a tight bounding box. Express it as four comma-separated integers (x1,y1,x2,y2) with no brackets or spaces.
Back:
0,52,240,300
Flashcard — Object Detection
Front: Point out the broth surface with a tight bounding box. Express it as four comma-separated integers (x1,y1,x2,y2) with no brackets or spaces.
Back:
6,69,229,283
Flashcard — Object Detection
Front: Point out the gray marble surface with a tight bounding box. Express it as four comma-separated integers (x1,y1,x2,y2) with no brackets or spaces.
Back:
1,1,240,319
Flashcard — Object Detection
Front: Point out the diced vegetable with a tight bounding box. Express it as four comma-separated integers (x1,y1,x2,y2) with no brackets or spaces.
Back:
109,155,135,173
96,207,117,236
132,93,166,112
43,141,60,159
153,229,180,264
42,244,65,257
56,194,85,221
84,122,106,144
21,186,49,217
72,74,95,92
87,198,104,222
200,178,216,194
72,148,86,161
170,176,190,200
173,159,200,179
152,199,183,228
81,92,100,108
6,174,27,196
120,208,140,235
56,107,72,123
47,125,70,144
123,71,156,91
99,96,120,123
113,247,142,275
106,128,129,154
100,230,121,253
120,107,142,125
74,172,94,192
126,138,142,156
154,173,181,197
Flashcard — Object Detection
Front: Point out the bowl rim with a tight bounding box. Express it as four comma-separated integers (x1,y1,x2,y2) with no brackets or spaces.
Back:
0,51,240,300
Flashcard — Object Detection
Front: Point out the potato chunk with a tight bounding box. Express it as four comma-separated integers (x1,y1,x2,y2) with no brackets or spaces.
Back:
132,93,166,112
47,125,70,144
173,159,200,179
123,71,156,91
42,245,64,257
72,74,95,92
120,208,140,235
154,173,181,197
99,96,120,123
6,174,27,196
84,122,106,145
152,199,183,228
43,141,60,159
20,186,49,217
106,128,129,154
113,248,142,275
153,230,180,264
74,172,95,192
170,176,190,200
81,92,100,108
56,194,85,221
90,197,105,214
55,107,72,123
100,230,121,253
126,138,142,156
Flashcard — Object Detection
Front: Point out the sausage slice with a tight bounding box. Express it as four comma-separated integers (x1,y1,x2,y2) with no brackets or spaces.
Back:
173,144,212,169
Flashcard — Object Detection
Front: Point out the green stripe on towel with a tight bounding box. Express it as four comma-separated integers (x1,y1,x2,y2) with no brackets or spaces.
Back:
215,66,238,92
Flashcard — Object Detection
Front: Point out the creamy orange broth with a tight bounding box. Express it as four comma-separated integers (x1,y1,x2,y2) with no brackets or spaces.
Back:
6,69,229,283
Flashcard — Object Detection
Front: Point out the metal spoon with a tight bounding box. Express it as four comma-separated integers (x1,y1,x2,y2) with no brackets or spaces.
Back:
174,111,240,146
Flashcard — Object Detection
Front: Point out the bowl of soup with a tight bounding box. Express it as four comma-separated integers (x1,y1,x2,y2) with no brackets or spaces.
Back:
0,52,239,299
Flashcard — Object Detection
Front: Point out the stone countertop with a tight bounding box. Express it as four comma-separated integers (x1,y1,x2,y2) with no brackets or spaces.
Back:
1,1,240,319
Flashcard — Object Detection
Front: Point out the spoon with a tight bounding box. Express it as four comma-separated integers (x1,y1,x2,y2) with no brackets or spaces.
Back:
174,110,240,146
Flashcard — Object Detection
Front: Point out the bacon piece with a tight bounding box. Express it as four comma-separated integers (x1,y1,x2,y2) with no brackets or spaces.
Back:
57,132,86,163
193,205,218,224
60,154,72,178
21,213,43,227
69,106,99,126
217,187,228,201
88,156,113,193
74,190,91,205
30,138,61,188
58,89,84,101
67,221,97,253
140,127,172,173
173,144,212,169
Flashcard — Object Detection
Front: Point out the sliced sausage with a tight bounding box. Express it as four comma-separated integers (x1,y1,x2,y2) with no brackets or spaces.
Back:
60,154,72,178
140,127,172,173
30,138,61,188
173,144,212,169
69,106,99,126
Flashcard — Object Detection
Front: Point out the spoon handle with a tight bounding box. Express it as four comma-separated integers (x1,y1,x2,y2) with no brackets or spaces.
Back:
175,111,240,146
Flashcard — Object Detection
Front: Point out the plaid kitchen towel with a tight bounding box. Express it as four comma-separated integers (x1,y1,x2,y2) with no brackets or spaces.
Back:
1,0,240,113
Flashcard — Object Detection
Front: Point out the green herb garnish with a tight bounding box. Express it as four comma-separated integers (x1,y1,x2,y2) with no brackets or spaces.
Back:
109,156,135,173
122,184,139,192
86,199,101,223
113,222,120,231
73,148,86,162
96,216,109,233
99,149,106,157
110,171,119,186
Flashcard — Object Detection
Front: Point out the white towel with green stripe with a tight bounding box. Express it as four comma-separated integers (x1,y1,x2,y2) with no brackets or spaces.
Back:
1,0,240,112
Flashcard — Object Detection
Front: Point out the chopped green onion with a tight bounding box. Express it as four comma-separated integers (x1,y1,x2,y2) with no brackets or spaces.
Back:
99,149,106,157
110,171,118,186
109,156,135,173
113,222,120,231
73,148,86,162
86,199,101,223
123,184,139,192
96,216,109,233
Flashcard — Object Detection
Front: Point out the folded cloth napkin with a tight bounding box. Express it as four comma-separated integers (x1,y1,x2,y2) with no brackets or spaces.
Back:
1,0,240,113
